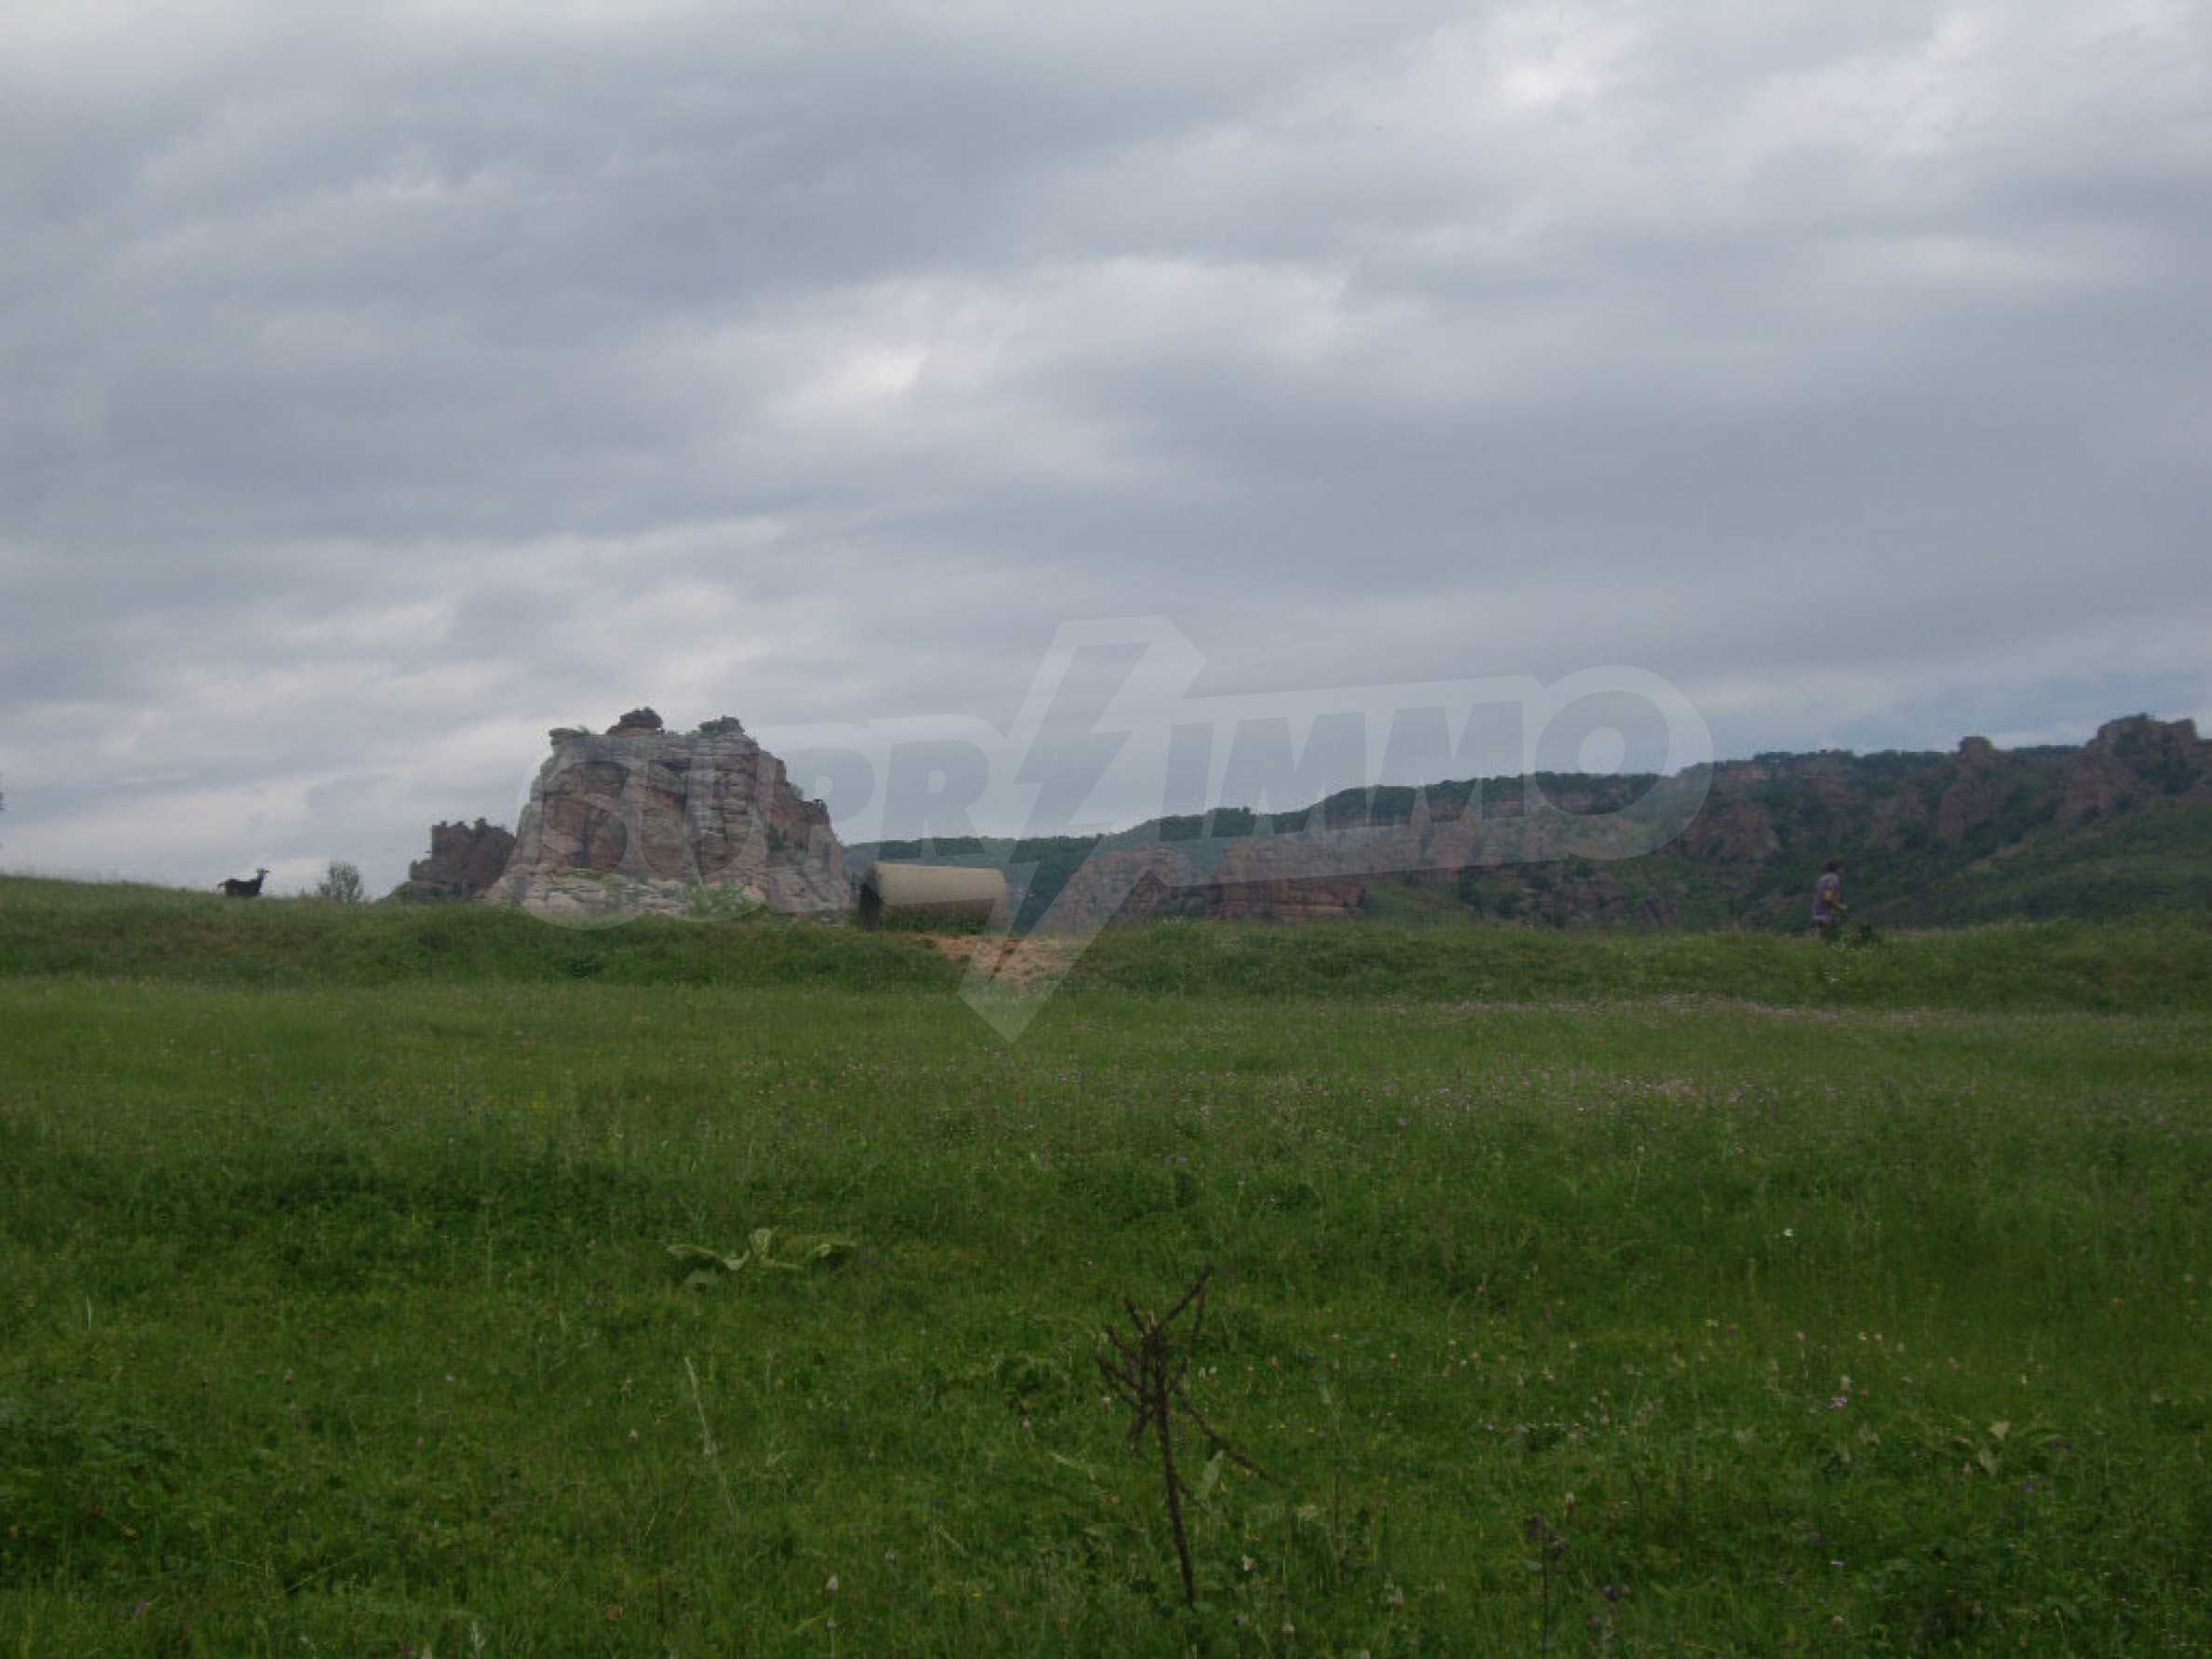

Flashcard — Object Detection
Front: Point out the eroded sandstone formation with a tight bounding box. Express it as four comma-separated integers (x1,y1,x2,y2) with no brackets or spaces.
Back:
483,714,847,920
1006,714,2210,932
1934,736,2005,845
388,818,517,902
1208,840,1371,922
2056,714,2212,827
1034,781,1703,931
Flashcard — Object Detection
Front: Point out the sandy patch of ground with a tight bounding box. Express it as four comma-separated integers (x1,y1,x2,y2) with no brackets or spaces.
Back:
917,933,1083,989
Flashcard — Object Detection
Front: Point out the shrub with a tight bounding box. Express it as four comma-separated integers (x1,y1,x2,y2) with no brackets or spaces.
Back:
315,862,365,904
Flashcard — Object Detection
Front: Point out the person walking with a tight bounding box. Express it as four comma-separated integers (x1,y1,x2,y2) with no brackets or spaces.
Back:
1812,858,1847,942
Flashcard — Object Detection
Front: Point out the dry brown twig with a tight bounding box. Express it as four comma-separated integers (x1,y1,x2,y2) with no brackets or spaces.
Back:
1527,1509,1569,1652
1096,1265,1269,1608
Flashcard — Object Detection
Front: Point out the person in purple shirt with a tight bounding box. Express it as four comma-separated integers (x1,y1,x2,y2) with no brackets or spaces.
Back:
1812,858,1847,941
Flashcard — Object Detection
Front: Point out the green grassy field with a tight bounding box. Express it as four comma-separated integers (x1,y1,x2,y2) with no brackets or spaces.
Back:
3,880,2208,1654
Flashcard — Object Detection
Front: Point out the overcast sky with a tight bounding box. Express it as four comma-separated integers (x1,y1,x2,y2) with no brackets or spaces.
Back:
4,0,2207,893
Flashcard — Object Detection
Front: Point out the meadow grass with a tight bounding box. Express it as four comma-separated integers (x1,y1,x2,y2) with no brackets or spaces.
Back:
1065,914,2212,1012
7,875,2210,1011
2,881,2208,1653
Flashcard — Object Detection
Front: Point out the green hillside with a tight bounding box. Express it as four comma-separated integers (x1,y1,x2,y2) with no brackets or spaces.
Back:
1896,801,2212,925
853,715,2212,933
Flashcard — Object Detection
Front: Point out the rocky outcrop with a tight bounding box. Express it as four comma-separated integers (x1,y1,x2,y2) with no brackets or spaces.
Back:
1039,811,1696,932
2055,744,2142,830
2057,715,2212,826
1012,714,2209,932
1038,838,1364,931
1934,736,2006,845
388,818,516,902
1863,784,1933,850
483,713,847,920
2107,715,2211,791
370,700,2212,936
1039,846,1199,931
1034,787,1692,932
1676,797,1780,863
1209,840,1369,922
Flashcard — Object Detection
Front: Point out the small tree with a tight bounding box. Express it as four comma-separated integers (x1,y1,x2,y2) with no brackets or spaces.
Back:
316,861,365,904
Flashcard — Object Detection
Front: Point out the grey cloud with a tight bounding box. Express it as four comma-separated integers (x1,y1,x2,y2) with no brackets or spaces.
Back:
2,0,2206,893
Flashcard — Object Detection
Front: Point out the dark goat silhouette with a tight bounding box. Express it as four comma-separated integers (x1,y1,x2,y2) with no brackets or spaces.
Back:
219,867,270,898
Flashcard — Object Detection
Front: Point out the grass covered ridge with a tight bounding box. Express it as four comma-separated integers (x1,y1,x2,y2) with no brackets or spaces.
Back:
1065,913,2212,1012
0,877,955,991
4,876,2210,1012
